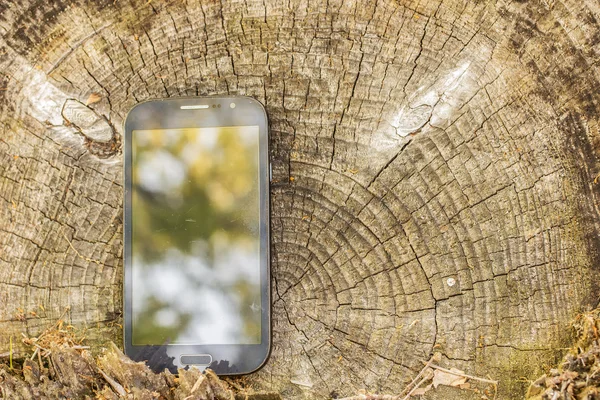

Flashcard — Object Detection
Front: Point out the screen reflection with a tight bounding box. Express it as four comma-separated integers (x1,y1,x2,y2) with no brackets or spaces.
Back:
131,126,261,345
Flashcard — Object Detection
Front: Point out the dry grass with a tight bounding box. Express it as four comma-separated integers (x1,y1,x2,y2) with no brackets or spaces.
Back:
526,309,600,399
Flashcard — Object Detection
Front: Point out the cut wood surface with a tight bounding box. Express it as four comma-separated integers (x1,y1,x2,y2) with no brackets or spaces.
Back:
1,0,600,398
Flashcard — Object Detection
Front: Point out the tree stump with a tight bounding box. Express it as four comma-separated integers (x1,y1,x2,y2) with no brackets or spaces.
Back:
1,0,599,398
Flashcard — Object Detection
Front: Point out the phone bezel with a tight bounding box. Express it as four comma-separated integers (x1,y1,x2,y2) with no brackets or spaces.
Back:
123,96,271,375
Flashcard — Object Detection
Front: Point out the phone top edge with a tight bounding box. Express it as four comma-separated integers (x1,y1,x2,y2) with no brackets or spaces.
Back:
124,96,268,132
125,95,265,108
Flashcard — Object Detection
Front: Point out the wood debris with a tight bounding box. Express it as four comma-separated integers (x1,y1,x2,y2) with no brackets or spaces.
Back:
432,367,468,388
338,352,497,399
85,92,102,106
0,317,281,400
526,309,600,400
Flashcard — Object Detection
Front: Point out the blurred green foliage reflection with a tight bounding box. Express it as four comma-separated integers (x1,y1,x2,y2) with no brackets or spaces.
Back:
131,126,261,345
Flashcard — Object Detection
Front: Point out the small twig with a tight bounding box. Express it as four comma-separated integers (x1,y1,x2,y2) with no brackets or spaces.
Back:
338,370,435,400
98,368,127,397
47,353,55,379
37,349,43,370
401,369,434,400
190,374,206,393
36,307,71,342
62,231,102,265
9,336,13,370
399,352,441,397
339,353,442,400
224,378,245,391
30,343,50,354
429,364,498,385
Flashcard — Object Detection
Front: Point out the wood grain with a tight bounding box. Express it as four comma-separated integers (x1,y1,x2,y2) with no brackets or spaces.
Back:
1,0,599,398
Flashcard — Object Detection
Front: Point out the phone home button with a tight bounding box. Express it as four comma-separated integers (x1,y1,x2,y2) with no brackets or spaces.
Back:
180,354,212,366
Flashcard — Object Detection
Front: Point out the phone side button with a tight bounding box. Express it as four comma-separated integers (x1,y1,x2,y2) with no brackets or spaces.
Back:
180,354,212,365
269,162,272,182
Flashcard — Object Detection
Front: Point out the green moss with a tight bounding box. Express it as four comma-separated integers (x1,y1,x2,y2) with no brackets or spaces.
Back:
492,328,576,399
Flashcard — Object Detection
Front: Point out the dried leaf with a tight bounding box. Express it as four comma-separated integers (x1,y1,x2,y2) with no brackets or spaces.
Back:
412,383,432,396
86,93,102,105
290,378,313,388
432,368,468,388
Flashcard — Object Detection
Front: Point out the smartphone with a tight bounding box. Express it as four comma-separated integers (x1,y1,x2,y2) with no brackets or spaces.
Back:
123,97,270,375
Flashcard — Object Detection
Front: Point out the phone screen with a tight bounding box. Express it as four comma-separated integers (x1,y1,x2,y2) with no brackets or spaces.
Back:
130,126,261,346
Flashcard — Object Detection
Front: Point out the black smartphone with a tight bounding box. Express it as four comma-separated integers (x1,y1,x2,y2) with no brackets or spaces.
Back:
123,97,271,375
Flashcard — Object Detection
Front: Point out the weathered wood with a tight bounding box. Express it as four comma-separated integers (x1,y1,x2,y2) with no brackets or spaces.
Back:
1,0,599,398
